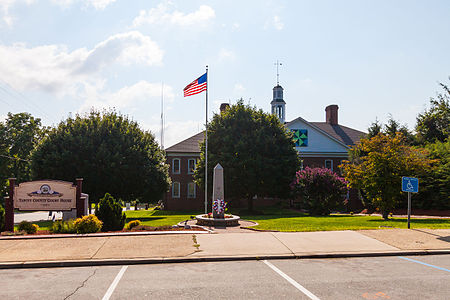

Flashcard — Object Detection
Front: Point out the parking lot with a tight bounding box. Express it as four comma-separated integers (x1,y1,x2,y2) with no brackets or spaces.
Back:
0,255,448,299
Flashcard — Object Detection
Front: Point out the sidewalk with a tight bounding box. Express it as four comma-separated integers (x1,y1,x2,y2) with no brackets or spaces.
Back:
0,228,448,269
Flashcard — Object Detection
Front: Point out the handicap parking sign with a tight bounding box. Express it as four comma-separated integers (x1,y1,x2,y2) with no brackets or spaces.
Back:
402,177,419,193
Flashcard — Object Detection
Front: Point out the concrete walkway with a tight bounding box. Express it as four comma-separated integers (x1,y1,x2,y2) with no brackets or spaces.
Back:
0,228,448,269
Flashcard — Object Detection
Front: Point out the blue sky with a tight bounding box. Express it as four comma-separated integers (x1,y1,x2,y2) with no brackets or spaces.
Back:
1,0,449,147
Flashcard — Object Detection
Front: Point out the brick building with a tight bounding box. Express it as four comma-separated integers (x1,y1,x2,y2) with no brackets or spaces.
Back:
164,84,366,211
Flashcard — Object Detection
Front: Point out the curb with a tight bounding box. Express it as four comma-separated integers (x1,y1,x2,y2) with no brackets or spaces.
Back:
1,250,449,270
0,230,209,240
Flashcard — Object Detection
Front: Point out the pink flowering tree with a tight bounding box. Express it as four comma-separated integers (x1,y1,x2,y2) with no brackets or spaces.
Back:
291,167,349,215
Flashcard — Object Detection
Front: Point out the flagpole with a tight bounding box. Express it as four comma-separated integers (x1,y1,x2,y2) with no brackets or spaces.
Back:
205,65,208,214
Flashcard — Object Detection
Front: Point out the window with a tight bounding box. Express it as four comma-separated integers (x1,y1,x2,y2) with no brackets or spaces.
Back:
325,159,333,171
187,182,196,198
172,158,180,174
188,159,196,174
172,182,180,198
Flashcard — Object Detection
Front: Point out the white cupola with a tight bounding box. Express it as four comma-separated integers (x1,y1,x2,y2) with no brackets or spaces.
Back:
271,84,286,123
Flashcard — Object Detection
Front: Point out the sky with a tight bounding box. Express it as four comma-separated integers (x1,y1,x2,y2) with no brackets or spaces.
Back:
0,0,449,147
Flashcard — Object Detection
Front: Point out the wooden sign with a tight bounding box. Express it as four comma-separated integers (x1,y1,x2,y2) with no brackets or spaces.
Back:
14,180,76,211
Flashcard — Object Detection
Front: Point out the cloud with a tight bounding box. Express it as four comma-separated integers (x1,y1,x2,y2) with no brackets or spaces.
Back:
273,15,284,30
161,120,203,148
132,2,215,27
218,48,235,62
234,84,245,94
80,80,175,112
51,0,116,10
0,0,34,27
0,31,163,96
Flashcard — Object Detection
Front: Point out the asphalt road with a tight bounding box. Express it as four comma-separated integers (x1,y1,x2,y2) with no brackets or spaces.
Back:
0,255,448,300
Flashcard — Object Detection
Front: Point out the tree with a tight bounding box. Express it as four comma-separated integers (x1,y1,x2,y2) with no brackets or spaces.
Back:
0,113,47,202
291,167,348,215
342,133,434,220
415,81,450,144
367,119,382,138
31,110,170,205
95,193,126,231
367,116,414,144
418,139,450,210
194,101,299,211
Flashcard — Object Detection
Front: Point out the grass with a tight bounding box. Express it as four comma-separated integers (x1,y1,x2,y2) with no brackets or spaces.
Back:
10,208,450,233
124,209,198,227
243,213,450,232
13,220,53,231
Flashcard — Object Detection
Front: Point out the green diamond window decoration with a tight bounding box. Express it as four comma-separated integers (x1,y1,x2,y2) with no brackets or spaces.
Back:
292,129,308,147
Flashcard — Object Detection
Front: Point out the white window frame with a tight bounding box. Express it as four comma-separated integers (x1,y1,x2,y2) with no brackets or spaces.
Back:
187,182,196,198
325,159,333,171
172,182,180,198
188,159,196,174
172,158,180,174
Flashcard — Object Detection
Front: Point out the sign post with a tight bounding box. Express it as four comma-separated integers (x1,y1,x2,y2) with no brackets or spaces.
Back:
401,177,419,229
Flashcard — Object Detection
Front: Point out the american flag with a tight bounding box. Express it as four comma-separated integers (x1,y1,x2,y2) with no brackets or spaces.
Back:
183,73,207,97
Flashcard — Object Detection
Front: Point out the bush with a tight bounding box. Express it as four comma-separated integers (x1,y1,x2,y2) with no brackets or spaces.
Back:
18,221,39,234
292,167,349,215
0,205,4,232
95,193,126,232
74,214,102,234
51,220,76,234
125,220,141,230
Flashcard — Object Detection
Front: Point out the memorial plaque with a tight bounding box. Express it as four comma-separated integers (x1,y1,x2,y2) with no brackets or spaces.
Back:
14,180,77,211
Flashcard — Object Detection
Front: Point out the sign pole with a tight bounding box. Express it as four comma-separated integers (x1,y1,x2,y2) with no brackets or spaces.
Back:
76,178,84,218
407,192,411,229
5,178,16,232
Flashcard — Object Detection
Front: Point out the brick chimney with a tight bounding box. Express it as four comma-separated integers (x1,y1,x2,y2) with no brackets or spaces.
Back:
325,105,339,125
220,103,230,113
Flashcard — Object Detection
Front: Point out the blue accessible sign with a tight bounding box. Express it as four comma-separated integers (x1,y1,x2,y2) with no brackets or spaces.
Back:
402,177,419,193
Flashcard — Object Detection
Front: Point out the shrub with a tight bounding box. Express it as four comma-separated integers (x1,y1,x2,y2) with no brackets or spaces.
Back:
74,214,102,234
291,167,349,215
51,220,76,234
0,205,4,232
125,220,141,230
95,193,126,232
18,221,39,234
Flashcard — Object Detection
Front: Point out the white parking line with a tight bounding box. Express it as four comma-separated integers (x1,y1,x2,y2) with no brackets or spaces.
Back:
263,260,321,300
102,266,128,300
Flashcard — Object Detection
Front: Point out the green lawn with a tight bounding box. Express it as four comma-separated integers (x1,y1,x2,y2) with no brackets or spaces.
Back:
229,208,450,231
244,214,450,231
124,209,198,227
12,208,450,233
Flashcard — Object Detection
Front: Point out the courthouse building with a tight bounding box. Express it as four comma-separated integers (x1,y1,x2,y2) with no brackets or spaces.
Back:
164,84,366,211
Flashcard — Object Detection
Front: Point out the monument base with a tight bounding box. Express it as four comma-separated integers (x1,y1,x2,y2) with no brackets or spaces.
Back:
195,214,240,227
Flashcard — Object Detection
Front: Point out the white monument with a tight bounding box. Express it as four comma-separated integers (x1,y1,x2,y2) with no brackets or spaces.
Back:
212,163,225,218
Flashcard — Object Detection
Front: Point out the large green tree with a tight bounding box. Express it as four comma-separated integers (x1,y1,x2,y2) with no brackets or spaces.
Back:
31,110,170,204
0,113,46,202
342,133,434,219
415,81,450,144
194,101,299,211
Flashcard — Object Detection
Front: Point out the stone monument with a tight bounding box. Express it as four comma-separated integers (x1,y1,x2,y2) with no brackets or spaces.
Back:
195,163,240,227
212,163,225,218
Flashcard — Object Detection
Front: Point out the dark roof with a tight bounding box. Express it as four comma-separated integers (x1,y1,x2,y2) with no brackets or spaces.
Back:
165,121,366,154
310,122,366,146
165,131,205,153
